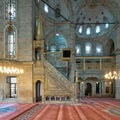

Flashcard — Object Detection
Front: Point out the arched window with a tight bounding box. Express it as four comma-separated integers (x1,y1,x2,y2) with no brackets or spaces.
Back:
95,25,101,33
44,3,49,13
75,44,81,56
96,44,103,55
78,25,83,34
86,27,91,35
50,45,56,52
5,25,16,58
85,42,92,55
105,23,109,29
5,0,16,20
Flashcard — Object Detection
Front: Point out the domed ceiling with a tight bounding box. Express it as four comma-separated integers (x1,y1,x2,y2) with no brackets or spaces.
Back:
76,4,115,38
40,0,118,39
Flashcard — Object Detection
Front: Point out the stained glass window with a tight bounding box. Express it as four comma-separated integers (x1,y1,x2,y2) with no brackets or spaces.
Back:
5,0,16,20
8,33,16,57
5,25,16,58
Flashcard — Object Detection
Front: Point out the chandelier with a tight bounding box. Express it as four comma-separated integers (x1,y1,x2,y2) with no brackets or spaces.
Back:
0,60,24,74
0,66,24,74
104,71,120,80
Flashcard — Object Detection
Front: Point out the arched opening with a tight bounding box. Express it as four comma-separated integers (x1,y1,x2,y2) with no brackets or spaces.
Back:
96,82,99,94
35,47,42,60
36,80,42,102
85,83,92,96
106,39,115,56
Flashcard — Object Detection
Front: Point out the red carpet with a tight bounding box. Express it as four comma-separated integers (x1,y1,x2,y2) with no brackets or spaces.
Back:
0,97,120,120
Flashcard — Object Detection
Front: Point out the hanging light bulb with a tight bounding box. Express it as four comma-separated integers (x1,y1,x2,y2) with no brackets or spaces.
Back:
104,71,120,80
0,65,24,74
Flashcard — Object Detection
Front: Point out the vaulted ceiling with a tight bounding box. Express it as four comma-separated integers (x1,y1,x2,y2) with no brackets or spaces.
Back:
35,0,120,55
40,0,120,23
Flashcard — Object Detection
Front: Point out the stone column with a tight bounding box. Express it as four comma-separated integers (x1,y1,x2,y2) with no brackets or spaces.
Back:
92,82,96,96
102,80,106,96
33,80,36,102
42,82,45,103
68,24,76,83
99,80,103,96
74,82,78,102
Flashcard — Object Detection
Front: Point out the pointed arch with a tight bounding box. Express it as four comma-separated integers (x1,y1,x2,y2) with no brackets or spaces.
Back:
36,80,42,102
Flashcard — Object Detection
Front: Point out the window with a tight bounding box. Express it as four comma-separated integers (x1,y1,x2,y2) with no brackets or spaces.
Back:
5,0,16,20
105,23,109,29
75,44,81,56
78,25,83,34
85,42,92,55
8,34,15,56
96,44,103,55
50,45,56,52
6,76,17,98
86,27,91,35
5,25,16,58
44,3,49,13
95,25,100,33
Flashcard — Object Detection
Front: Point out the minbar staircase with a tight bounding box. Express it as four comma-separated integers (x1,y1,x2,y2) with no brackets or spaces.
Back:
44,60,75,102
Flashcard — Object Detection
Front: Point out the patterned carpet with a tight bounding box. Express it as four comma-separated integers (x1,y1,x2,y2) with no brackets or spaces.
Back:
0,97,120,120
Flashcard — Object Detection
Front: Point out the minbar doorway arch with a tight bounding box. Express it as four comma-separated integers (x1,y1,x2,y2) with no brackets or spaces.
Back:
36,80,42,102
85,83,92,96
